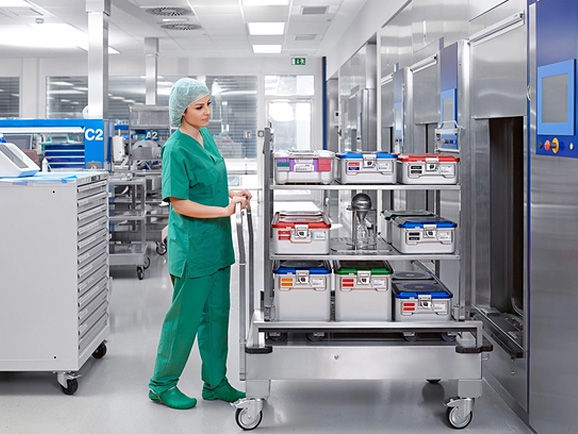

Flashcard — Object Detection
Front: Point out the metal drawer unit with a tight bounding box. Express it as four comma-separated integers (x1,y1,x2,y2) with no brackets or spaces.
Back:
0,172,110,395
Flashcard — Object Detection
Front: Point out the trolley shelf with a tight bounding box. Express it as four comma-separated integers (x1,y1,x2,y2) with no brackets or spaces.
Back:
251,310,483,341
109,212,147,221
270,183,461,191
270,237,460,261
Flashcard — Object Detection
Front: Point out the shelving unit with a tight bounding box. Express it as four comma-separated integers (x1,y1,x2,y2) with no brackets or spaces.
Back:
231,128,491,430
108,177,149,280
128,105,170,256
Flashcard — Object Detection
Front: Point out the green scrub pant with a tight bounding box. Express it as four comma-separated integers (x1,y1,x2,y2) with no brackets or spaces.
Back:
149,266,231,394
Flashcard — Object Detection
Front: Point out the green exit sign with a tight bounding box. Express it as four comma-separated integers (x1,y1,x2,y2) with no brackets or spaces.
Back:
292,57,306,66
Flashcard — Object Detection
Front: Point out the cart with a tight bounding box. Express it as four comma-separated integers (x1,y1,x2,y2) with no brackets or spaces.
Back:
231,129,492,430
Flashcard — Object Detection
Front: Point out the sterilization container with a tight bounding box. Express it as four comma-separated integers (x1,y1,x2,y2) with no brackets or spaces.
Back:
271,211,331,254
391,216,456,254
274,149,335,184
336,151,397,184
393,280,453,321
273,261,331,321
334,260,393,321
396,153,459,184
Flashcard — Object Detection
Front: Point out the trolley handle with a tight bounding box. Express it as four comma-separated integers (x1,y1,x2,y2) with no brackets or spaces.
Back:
235,201,254,381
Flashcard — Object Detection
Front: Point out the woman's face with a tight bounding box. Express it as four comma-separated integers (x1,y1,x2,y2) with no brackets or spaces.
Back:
182,95,211,129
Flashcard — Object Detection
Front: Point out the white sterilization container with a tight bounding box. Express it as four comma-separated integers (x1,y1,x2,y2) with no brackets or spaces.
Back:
271,211,331,255
336,151,397,184
393,280,453,322
273,149,335,184
273,261,331,321
334,260,393,321
391,216,457,254
396,153,459,184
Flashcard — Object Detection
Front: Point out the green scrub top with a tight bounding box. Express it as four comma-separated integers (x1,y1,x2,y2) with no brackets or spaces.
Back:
161,128,235,278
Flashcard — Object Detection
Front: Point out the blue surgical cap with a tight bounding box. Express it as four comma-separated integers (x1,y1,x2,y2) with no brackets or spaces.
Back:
169,78,210,127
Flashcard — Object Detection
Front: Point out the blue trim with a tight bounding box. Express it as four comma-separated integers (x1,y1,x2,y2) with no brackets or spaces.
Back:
275,267,330,275
394,290,453,299
396,216,456,229
537,59,575,136
337,151,397,159
440,88,458,123
0,119,112,169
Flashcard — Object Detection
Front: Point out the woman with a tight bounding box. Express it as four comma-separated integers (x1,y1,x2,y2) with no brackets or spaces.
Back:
148,78,250,409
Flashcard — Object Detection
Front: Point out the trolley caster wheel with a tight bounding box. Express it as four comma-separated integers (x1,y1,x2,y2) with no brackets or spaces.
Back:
156,242,167,256
92,342,107,359
143,256,151,270
235,407,263,431
446,406,473,429
306,332,325,342
137,266,145,280
60,379,78,395
267,332,287,343
441,332,456,342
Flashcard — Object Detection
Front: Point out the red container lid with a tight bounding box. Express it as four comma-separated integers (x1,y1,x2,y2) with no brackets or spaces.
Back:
272,211,331,229
397,153,460,163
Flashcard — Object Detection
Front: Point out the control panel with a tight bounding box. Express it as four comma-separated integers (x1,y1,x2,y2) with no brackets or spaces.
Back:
536,58,578,158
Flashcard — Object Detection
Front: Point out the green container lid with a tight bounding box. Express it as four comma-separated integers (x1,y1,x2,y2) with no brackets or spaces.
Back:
334,260,392,275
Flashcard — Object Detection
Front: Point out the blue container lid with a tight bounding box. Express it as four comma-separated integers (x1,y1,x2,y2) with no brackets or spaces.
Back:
392,281,453,299
337,151,397,159
395,216,456,229
274,260,331,275
395,290,453,299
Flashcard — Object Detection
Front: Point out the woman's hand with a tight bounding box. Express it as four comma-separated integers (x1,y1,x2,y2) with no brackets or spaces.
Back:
223,196,248,216
229,189,252,202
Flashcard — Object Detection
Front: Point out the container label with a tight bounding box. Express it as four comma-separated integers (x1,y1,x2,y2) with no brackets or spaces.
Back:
277,230,291,240
295,159,314,172
439,164,455,175
312,231,327,240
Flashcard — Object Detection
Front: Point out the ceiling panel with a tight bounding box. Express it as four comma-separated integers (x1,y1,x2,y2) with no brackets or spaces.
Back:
0,0,366,59
242,6,289,22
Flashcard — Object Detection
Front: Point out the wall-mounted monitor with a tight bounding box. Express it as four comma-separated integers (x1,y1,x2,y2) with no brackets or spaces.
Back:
537,59,575,136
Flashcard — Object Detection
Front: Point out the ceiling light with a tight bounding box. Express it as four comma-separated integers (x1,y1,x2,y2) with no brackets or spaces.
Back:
248,22,284,35
252,44,282,54
0,1,31,6
0,23,119,53
243,0,289,6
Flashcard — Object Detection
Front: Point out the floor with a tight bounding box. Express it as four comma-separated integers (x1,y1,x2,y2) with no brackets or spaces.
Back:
0,241,533,434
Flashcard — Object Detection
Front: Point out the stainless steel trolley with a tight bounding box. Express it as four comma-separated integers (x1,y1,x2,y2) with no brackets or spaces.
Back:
231,130,492,430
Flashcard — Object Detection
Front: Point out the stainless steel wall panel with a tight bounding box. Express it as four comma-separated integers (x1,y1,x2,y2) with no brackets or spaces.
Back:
529,155,578,432
470,23,526,119
469,0,524,33
412,60,440,125
441,0,469,48
411,0,444,54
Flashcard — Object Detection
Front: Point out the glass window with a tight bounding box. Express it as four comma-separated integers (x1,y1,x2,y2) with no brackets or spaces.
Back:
265,75,314,96
0,77,20,118
202,76,258,159
46,75,257,159
267,101,311,150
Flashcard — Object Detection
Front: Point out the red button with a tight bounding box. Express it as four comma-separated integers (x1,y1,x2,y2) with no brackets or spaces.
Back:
544,140,551,151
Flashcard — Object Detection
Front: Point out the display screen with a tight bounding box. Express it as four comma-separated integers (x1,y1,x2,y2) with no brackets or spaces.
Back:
443,97,454,122
0,144,28,168
542,73,568,123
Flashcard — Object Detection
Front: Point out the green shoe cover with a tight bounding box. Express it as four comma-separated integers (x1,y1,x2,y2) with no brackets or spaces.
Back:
149,387,197,409
202,379,246,403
